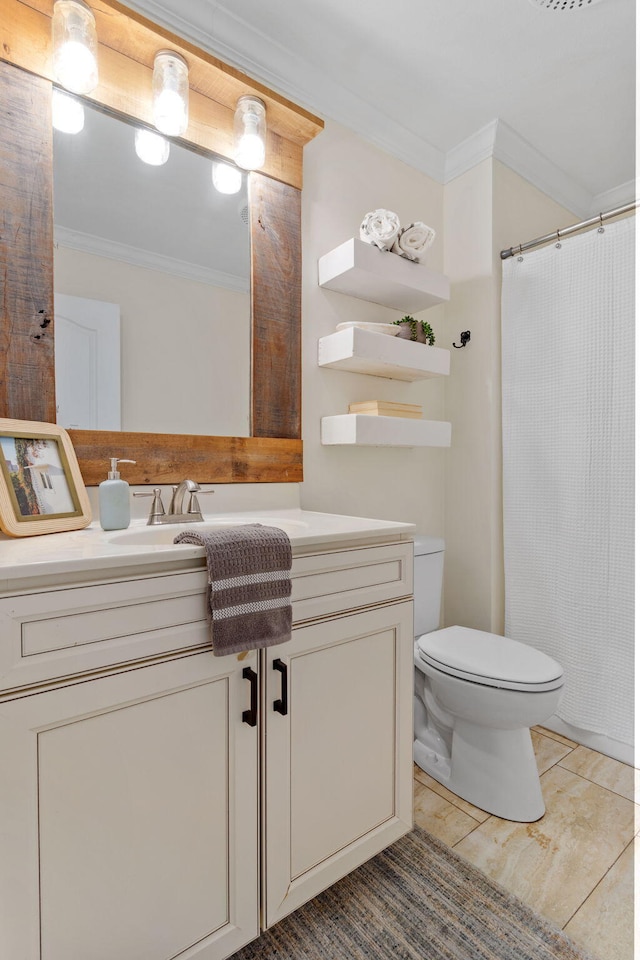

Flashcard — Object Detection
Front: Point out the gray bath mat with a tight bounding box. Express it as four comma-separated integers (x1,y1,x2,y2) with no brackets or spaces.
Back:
230,827,594,959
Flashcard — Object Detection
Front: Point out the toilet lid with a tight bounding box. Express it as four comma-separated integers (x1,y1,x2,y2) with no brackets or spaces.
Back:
417,626,564,692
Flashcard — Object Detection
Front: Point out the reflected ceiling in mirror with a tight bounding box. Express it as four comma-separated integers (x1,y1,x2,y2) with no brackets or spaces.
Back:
52,96,251,438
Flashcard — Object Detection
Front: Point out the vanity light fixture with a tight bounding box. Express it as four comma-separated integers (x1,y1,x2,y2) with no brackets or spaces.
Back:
152,50,189,137
51,89,85,134
52,0,99,95
134,128,170,166
212,161,242,195
233,95,266,170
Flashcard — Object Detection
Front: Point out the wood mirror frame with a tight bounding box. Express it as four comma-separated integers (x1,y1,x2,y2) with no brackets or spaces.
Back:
0,0,323,486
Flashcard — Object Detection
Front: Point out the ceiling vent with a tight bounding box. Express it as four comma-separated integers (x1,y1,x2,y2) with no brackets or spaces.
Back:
527,0,604,8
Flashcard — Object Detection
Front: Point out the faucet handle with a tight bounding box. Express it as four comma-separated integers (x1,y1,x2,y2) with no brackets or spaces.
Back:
133,488,166,524
187,489,214,516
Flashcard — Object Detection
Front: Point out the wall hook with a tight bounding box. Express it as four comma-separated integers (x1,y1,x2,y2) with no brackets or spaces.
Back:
452,331,471,349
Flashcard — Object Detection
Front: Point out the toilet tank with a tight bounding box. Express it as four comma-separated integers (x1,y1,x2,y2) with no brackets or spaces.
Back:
413,536,445,637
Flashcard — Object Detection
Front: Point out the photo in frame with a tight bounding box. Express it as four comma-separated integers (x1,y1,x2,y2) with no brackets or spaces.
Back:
0,419,92,537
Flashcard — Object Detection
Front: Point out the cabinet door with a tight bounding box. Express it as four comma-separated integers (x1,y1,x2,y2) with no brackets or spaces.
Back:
262,600,414,926
0,652,259,960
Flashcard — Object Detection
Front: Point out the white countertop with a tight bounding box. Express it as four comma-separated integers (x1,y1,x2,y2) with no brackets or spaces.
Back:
0,509,415,591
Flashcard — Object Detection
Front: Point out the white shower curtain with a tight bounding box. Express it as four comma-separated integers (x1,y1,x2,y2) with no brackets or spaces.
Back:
502,216,634,749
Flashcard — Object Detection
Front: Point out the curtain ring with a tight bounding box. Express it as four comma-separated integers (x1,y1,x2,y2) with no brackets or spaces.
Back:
555,229,562,249
598,213,605,234
517,243,523,262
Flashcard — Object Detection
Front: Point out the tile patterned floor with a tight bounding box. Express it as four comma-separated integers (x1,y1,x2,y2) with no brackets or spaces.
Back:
413,727,636,960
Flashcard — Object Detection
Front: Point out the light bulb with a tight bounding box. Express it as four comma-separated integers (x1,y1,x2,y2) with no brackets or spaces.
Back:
135,128,170,165
152,50,189,136
233,96,266,170
212,161,242,195
235,133,265,171
52,89,85,134
153,89,188,136
52,0,98,95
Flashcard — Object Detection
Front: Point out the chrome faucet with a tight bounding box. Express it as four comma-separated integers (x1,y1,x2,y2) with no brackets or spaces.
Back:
134,480,214,525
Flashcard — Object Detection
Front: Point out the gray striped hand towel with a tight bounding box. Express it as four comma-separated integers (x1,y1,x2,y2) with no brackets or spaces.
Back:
174,525,292,656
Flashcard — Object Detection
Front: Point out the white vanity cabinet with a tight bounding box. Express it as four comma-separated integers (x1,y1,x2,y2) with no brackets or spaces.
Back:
0,530,414,960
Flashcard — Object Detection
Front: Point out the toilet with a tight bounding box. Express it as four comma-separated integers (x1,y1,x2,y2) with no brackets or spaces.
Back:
413,536,564,822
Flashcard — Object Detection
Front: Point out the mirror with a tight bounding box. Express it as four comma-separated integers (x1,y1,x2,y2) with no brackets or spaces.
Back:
0,0,322,485
53,99,251,437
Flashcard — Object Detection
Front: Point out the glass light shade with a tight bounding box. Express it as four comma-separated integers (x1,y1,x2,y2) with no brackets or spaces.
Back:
212,161,242,195
52,0,98,95
52,89,85,133
152,50,189,136
233,96,266,170
134,128,170,165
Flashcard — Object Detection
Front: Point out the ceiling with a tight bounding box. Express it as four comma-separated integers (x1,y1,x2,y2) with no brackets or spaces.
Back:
123,0,636,218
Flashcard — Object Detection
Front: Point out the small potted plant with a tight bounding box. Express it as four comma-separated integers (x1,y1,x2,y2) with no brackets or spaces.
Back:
392,315,435,345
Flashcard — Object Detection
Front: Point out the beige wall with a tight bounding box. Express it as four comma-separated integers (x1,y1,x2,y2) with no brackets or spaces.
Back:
54,247,251,437
492,161,579,258
441,159,576,633
299,124,579,635
299,120,448,538
442,160,497,630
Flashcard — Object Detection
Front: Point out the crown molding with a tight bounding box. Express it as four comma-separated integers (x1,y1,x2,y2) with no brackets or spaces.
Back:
444,120,593,217
588,180,638,216
444,121,499,183
54,226,250,293
492,121,592,217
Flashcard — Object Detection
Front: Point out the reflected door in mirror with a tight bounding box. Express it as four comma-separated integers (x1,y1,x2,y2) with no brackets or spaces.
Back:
55,293,121,430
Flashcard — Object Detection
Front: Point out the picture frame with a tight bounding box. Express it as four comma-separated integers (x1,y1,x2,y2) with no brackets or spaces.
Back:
0,419,92,537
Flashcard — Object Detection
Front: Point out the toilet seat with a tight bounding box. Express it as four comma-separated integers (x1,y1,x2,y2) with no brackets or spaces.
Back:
416,626,564,692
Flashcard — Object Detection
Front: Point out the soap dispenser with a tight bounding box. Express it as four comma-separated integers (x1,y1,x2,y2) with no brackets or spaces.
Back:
99,458,136,531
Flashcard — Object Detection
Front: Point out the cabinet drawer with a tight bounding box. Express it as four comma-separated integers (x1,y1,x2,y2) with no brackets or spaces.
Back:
0,541,413,693
291,541,412,623
0,572,209,693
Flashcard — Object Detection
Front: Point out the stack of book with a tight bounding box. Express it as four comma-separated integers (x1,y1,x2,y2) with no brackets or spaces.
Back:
347,401,422,419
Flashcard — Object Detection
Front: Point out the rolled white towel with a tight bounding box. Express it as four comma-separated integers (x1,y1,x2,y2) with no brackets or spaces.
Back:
392,222,436,262
359,209,401,251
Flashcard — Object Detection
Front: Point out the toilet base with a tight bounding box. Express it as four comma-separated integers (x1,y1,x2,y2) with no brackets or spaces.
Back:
414,721,545,822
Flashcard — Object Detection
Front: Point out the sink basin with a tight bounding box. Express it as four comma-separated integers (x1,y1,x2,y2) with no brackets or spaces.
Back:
108,518,306,546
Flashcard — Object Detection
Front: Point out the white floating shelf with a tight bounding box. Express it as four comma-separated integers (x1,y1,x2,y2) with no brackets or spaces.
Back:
318,327,450,381
318,238,450,312
321,415,451,448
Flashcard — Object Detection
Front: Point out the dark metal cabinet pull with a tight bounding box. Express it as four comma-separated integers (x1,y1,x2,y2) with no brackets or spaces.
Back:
242,666,258,726
273,658,288,716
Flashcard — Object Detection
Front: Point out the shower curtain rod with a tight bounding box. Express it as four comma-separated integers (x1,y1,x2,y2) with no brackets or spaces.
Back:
500,200,636,260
